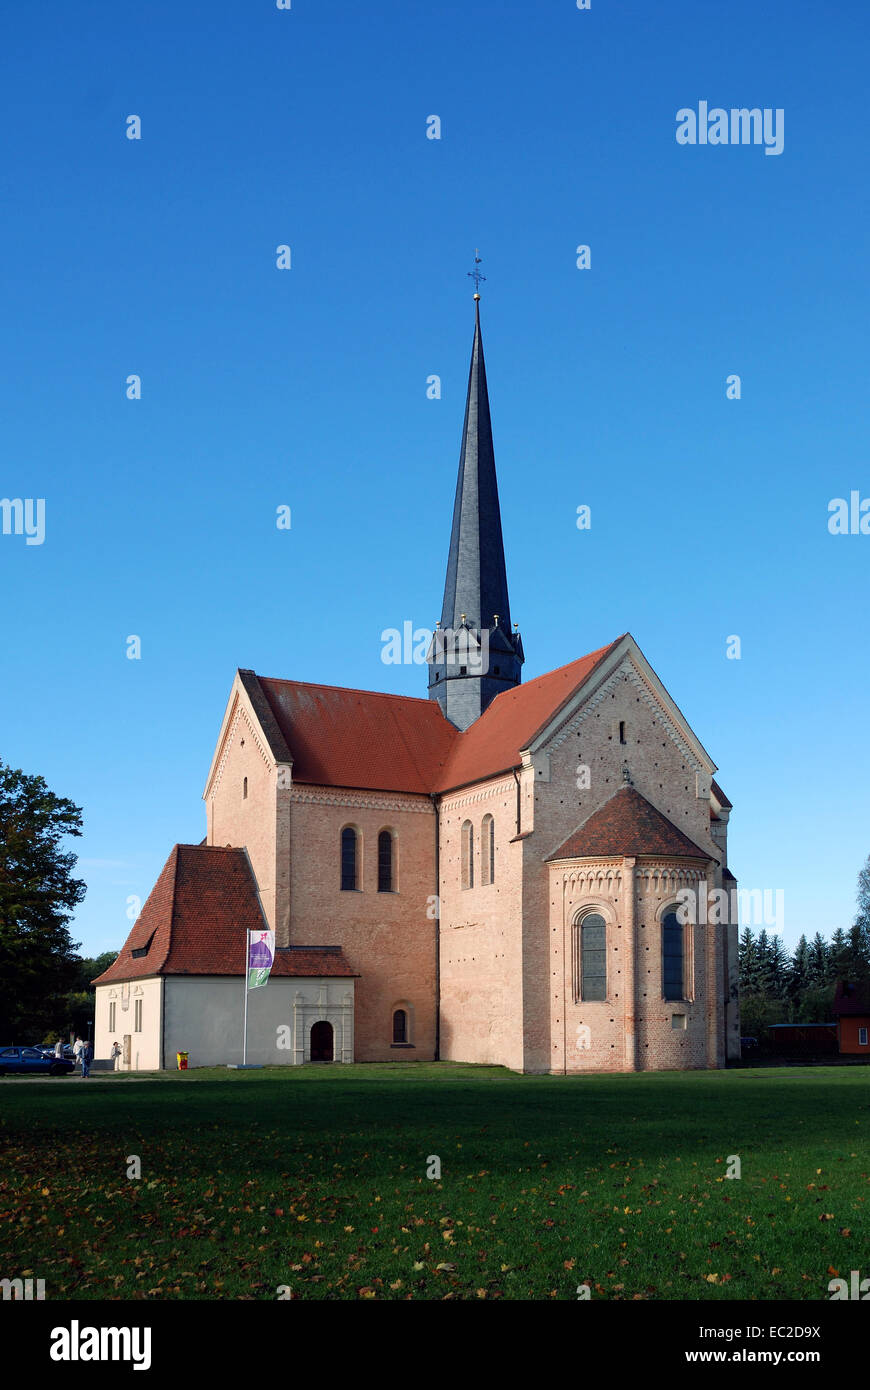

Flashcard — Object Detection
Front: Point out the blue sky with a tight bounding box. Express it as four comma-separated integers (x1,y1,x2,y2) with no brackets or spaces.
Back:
1,0,867,956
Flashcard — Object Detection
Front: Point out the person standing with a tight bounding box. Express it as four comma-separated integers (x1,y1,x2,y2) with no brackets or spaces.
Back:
73,1037,83,1066
111,1041,121,1071
80,1040,92,1079
54,1039,63,1059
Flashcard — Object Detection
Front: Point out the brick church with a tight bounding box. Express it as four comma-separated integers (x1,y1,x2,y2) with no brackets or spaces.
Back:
94,292,740,1073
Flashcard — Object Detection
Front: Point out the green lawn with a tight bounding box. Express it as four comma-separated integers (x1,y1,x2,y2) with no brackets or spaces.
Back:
0,1063,866,1300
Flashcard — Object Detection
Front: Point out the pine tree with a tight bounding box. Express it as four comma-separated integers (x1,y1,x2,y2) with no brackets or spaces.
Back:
846,921,870,980
827,927,850,982
738,927,759,994
807,932,829,985
788,934,811,1000
755,928,771,993
766,935,790,998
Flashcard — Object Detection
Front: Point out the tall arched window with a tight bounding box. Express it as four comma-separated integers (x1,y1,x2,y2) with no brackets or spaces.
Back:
662,909,684,1001
580,913,607,1001
378,829,395,892
341,827,359,891
392,1008,407,1043
461,820,474,889
481,814,495,885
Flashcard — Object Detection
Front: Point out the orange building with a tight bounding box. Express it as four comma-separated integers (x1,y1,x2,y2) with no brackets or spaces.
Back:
833,980,870,1055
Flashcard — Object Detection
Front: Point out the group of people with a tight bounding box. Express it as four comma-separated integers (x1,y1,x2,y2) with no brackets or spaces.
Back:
62,1036,93,1077
52,1038,124,1075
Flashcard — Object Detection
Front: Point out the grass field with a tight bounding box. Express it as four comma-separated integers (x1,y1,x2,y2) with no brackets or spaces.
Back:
0,1063,867,1301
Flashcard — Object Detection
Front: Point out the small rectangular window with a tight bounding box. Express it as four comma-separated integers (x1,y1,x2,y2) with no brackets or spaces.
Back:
134,998,143,1033
671,1014,687,1030
859,1027,868,1046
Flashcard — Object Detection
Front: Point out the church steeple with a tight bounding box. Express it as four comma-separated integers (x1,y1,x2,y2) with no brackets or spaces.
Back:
428,270,524,730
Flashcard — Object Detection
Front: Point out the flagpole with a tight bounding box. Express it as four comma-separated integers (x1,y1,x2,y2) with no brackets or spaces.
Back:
242,930,249,1066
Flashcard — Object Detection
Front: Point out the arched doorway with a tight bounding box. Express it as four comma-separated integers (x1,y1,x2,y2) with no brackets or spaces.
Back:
310,1020,334,1062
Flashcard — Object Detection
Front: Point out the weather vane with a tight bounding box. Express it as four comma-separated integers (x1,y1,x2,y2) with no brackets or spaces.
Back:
467,249,486,297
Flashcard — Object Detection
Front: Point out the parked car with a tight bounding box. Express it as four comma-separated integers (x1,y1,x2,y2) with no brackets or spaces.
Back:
0,1046,76,1076
38,1044,75,1061
740,1036,760,1051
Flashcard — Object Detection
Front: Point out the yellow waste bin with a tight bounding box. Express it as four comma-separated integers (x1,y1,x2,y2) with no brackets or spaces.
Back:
176,1051,189,1070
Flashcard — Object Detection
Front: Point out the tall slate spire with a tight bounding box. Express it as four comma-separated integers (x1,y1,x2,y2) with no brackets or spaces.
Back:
428,287,524,730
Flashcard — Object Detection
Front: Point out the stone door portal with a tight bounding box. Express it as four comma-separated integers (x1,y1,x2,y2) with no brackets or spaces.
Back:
310,1020,334,1062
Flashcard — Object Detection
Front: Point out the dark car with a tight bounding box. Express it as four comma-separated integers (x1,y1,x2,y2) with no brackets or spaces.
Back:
740,1036,760,1051
0,1046,76,1076
38,1044,75,1061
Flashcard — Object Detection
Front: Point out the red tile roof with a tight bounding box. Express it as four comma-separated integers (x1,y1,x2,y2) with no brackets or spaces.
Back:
255,676,457,794
433,639,623,792
547,786,711,862
833,979,870,1017
711,779,732,809
245,642,623,797
92,845,356,984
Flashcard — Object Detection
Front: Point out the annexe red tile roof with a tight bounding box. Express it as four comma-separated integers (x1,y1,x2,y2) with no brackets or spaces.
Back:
254,675,458,794
432,639,624,792
547,786,712,862
92,845,356,984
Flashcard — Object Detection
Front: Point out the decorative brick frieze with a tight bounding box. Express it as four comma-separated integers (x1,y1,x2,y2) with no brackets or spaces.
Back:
289,786,433,814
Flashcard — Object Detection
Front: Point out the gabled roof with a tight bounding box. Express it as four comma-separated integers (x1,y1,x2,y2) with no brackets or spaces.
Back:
547,785,711,862
255,675,457,794
92,845,356,984
833,979,870,1017
217,634,722,803
433,639,622,792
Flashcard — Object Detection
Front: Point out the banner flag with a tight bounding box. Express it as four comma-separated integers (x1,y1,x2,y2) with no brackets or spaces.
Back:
247,929,275,989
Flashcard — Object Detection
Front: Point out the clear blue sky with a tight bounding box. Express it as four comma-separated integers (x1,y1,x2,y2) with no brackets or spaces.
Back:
1,0,867,957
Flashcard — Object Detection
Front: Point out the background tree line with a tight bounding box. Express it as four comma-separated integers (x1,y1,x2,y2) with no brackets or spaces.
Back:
738,855,870,1038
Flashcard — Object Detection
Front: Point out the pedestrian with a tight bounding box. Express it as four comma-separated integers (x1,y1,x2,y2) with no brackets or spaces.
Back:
111,1041,122,1071
80,1040,92,1079
54,1039,63,1059
72,1037,83,1065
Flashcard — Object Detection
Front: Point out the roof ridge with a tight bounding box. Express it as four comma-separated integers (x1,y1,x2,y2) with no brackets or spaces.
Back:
520,637,626,691
175,842,245,852
477,637,623,724
255,641,626,715
257,674,447,707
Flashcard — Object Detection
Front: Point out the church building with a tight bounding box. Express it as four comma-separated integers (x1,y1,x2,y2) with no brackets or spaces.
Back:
94,290,740,1073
